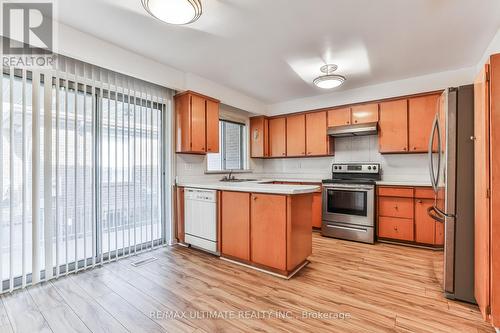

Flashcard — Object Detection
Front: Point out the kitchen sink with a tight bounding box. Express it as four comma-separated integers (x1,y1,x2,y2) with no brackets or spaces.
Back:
220,178,258,182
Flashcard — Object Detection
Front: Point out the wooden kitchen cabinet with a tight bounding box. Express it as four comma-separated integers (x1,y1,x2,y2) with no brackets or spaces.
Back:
311,192,322,229
251,194,287,270
175,91,220,154
286,114,306,156
379,99,409,153
175,187,185,243
414,198,436,244
378,197,414,219
221,191,250,261
327,107,351,127
250,116,269,158
269,117,286,157
408,94,440,152
305,111,328,156
474,53,500,329
378,216,414,241
377,186,444,247
206,100,220,153
351,103,379,124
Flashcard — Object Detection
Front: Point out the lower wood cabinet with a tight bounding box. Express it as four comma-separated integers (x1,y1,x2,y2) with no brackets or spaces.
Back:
220,190,313,275
377,186,444,247
221,191,250,260
378,216,414,241
250,194,287,270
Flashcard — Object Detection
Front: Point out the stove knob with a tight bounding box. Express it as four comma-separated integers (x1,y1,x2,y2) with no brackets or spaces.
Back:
368,166,372,170
373,165,377,170
334,166,338,170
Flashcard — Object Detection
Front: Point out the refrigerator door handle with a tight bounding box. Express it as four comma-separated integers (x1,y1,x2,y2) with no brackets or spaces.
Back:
427,206,445,223
428,114,441,192
434,205,456,219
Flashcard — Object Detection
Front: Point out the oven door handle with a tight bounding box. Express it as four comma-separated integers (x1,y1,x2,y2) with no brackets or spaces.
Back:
322,185,372,191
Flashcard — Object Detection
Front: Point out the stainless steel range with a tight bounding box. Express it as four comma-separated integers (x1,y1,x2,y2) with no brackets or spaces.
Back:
321,163,381,244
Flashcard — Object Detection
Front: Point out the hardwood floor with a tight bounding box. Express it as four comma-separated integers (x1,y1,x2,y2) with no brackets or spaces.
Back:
0,233,494,333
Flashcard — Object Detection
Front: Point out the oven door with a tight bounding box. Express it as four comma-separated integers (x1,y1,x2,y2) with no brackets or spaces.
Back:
322,184,375,227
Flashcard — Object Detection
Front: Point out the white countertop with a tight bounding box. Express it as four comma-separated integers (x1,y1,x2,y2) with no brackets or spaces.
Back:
376,180,432,187
177,180,320,195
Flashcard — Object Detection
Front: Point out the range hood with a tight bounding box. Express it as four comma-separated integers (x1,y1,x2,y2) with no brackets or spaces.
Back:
327,122,378,137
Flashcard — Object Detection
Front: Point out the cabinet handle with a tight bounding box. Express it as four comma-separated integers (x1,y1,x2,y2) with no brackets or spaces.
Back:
394,226,398,231
413,147,417,150
417,200,422,204
394,206,399,210
346,121,350,124
470,136,477,141
403,147,407,151
354,120,358,124
282,153,285,156
253,196,258,200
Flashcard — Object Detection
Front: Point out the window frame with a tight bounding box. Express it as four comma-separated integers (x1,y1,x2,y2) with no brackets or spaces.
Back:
206,119,248,173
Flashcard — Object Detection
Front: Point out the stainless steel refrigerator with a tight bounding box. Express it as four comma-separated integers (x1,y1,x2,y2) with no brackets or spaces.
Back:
427,85,475,303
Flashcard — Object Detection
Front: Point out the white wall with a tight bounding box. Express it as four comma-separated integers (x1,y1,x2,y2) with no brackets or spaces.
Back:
476,27,500,72
256,136,429,182
56,22,266,114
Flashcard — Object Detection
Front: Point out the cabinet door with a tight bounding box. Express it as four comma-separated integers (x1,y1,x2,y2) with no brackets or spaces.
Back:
327,107,351,127
311,191,322,228
474,63,491,320
286,114,306,156
205,100,219,153
306,111,327,156
251,194,287,270
351,103,379,124
378,217,414,241
269,117,286,157
415,199,436,244
175,94,191,153
190,94,207,153
250,117,268,158
378,197,413,219
408,95,439,152
221,191,250,260
435,221,444,246
379,99,408,153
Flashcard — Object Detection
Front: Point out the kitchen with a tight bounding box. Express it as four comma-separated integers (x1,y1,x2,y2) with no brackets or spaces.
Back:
0,1,499,333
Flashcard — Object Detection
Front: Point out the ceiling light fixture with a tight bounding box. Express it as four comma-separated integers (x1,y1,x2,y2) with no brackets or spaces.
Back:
313,64,346,89
141,0,202,25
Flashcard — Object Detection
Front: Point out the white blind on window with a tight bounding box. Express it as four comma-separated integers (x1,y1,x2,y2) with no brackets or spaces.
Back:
0,56,172,293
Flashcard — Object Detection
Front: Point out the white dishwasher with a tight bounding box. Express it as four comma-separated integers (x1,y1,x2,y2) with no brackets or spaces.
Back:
184,188,218,253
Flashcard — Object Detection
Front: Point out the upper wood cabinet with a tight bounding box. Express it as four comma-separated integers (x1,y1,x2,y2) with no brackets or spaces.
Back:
327,107,351,127
269,117,286,157
408,94,440,152
351,103,379,124
250,116,269,158
175,91,220,154
286,114,306,156
306,111,328,156
206,100,220,153
379,99,408,153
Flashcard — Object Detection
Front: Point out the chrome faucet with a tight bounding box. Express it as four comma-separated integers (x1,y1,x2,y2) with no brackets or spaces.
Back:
221,170,235,181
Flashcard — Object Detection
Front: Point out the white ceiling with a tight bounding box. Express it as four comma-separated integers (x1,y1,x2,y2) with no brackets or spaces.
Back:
57,0,500,104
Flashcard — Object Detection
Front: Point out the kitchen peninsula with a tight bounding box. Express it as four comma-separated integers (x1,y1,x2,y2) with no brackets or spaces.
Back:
175,181,319,278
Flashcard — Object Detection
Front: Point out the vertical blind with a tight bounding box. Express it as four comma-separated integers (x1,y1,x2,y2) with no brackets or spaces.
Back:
0,56,171,293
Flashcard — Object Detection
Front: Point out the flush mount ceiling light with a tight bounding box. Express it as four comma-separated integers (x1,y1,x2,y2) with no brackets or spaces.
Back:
313,64,346,89
141,0,202,25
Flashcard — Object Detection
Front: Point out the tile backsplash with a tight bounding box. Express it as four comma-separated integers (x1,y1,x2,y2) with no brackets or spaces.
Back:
176,135,430,183
257,135,430,182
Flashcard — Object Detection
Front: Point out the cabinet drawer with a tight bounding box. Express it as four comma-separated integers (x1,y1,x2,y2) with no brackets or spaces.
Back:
414,187,435,199
378,197,414,219
377,187,414,198
378,217,414,241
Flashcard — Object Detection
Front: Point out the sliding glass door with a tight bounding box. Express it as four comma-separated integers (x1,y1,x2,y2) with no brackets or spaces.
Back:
0,61,168,293
100,92,163,260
